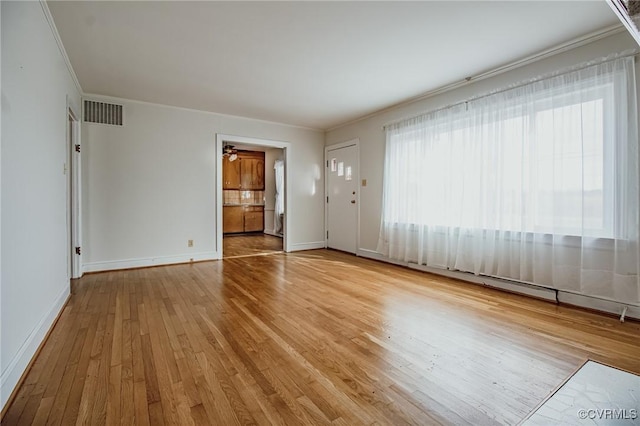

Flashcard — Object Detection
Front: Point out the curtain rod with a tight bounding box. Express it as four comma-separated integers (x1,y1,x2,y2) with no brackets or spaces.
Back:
382,50,639,130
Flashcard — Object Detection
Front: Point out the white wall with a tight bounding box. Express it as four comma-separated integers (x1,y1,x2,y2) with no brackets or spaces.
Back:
264,148,284,235
1,1,82,410
326,31,639,253
82,98,324,271
326,30,640,317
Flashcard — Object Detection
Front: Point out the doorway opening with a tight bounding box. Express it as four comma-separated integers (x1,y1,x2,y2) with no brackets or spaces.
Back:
216,134,291,259
66,105,81,281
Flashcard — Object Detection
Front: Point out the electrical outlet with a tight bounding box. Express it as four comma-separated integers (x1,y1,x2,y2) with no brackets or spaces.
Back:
188,239,193,247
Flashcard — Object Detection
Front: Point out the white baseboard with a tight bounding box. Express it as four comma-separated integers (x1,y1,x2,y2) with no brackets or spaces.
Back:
83,251,219,273
263,230,282,238
410,263,556,302
479,274,557,302
558,291,640,320
1,284,69,410
356,248,637,319
289,241,326,252
404,262,557,302
357,248,409,267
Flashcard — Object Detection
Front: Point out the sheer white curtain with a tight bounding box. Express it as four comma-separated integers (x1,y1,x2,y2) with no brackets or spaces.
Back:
274,159,285,234
378,56,639,304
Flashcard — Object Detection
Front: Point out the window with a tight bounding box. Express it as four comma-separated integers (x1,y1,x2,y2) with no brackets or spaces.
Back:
387,82,614,238
377,56,639,304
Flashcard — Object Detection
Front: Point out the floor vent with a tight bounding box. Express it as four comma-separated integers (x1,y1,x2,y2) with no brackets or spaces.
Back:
84,100,123,126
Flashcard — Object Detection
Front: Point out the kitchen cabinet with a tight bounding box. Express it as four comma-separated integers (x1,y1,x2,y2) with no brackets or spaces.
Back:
243,207,264,232
222,149,265,233
223,206,244,233
223,156,241,189
240,156,265,190
222,151,265,190
223,205,264,233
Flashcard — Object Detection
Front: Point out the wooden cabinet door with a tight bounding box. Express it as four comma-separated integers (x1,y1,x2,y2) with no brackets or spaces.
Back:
223,157,241,189
223,206,244,233
244,209,264,232
252,158,265,189
240,158,265,190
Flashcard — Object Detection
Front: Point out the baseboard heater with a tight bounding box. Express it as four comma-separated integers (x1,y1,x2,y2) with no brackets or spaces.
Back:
357,250,639,321
406,262,640,321
407,262,558,302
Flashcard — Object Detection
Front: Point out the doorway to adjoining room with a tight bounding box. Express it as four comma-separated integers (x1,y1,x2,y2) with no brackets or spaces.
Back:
221,141,285,259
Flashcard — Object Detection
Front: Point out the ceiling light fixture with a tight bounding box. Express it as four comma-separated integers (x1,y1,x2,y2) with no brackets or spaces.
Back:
223,144,238,161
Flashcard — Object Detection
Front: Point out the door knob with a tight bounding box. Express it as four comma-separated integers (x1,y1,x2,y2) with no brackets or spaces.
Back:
350,200,356,204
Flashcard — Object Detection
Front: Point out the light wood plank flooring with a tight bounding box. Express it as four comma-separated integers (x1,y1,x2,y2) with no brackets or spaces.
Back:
2,250,640,425
223,234,283,258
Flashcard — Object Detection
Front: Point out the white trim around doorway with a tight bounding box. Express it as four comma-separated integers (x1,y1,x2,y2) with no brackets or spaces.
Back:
215,133,292,258
67,96,82,279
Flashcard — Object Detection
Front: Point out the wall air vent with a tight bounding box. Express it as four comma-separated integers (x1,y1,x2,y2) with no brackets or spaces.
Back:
83,100,123,126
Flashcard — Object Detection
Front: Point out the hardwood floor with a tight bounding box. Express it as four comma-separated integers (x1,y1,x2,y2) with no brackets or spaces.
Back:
223,234,283,258
3,249,640,425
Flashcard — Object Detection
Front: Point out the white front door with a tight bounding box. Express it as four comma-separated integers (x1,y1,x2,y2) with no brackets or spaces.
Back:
327,143,358,253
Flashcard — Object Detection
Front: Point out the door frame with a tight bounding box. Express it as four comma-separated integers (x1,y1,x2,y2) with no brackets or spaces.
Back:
66,97,82,279
215,133,291,258
324,138,360,253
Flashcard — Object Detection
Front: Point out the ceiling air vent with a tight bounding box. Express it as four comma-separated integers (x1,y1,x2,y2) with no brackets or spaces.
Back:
84,100,123,126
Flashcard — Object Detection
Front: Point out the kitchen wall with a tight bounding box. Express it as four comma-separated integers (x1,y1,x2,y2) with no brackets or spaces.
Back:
1,1,82,410
82,97,324,271
264,148,284,235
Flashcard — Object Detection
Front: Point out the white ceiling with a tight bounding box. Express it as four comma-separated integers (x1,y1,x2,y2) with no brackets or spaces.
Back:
48,1,619,130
